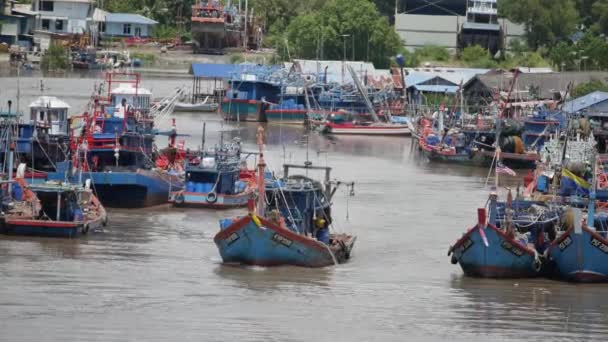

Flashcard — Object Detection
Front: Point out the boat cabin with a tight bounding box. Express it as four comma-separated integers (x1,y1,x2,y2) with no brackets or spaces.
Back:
28,183,89,222
28,96,70,136
110,83,152,115
185,145,244,195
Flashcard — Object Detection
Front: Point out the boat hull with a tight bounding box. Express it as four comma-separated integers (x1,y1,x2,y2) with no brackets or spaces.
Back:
451,224,540,278
0,214,105,238
173,102,218,112
221,100,260,121
264,109,308,124
214,215,355,267
170,190,253,209
48,169,183,208
323,123,411,136
421,147,483,164
549,226,608,282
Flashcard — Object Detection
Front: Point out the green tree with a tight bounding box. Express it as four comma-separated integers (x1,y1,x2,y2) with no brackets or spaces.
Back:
41,43,69,71
275,0,403,68
460,45,497,68
571,79,608,97
500,0,579,48
591,0,608,35
413,45,450,62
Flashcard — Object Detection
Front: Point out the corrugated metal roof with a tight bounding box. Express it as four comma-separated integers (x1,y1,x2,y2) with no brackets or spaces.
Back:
470,72,608,100
563,91,608,114
406,67,488,85
291,59,378,84
413,84,459,93
189,63,283,80
106,13,158,25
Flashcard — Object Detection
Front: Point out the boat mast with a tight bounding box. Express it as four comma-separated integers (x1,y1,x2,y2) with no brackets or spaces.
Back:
346,65,379,122
6,101,13,194
255,125,266,216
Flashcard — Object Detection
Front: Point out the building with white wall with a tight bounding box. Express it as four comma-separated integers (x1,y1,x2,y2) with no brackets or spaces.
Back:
394,0,524,53
31,0,94,34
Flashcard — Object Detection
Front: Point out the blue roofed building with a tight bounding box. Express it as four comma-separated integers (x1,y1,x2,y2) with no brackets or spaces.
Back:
563,91,608,115
102,13,157,38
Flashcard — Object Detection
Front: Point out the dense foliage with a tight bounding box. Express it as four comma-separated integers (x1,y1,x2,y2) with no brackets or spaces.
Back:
41,43,69,71
256,0,403,68
499,0,608,71
571,79,608,98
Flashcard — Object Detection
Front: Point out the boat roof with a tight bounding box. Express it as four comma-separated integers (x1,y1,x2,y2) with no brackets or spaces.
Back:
28,96,70,109
111,83,152,96
28,182,83,193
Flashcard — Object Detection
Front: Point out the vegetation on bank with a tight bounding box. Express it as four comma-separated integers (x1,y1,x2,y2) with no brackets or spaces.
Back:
255,0,403,68
41,43,69,71
89,0,608,71
571,79,608,98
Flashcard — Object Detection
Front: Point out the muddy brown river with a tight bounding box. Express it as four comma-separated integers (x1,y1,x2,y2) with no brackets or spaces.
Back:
0,74,607,341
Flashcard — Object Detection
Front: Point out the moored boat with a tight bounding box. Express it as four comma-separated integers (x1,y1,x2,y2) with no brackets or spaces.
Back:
46,73,183,208
448,192,556,278
548,206,608,282
214,126,356,267
1,168,107,238
170,130,256,209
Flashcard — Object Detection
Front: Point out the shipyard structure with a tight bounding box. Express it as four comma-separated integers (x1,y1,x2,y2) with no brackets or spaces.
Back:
395,0,524,55
191,0,261,54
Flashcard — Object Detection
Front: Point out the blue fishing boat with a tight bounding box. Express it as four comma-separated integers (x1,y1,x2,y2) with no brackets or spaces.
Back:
0,108,107,239
449,190,560,278
169,127,256,209
547,204,608,282
214,127,356,267
46,73,183,208
1,178,107,238
0,96,70,173
222,66,282,122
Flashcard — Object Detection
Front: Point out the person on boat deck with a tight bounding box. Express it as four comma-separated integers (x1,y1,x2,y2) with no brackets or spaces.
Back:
115,98,131,119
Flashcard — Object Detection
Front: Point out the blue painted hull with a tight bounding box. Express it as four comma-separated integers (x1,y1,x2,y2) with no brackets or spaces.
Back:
451,225,540,278
48,169,183,208
549,227,608,282
1,222,84,238
421,148,484,165
170,190,253,209
264,110,308,123
214,215,355,267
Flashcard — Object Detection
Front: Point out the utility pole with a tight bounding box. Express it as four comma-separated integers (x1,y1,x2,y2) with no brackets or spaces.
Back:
243,0,249,49
352,34,355,61
342,34,350,83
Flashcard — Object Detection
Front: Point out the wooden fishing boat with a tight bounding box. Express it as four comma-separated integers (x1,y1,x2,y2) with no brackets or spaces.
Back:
321,65,410,136
1,175,107,238
46,73,183,208
169,127,257,209
548,207,608,282
214,126,356,267
173,97,219,112
448,193,556,278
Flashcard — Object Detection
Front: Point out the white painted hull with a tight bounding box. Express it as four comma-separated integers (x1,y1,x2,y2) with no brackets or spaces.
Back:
326,125,411,136
174,102,219,112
